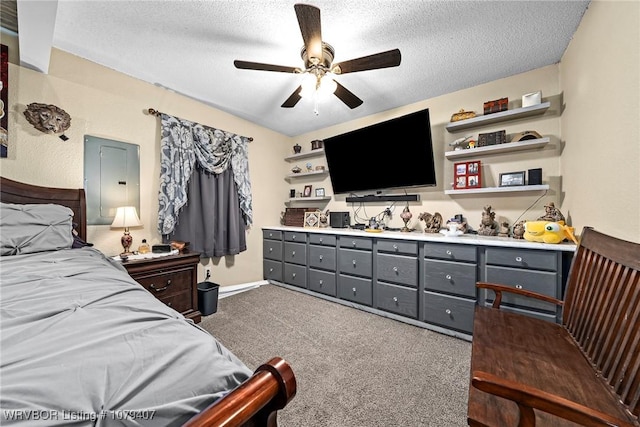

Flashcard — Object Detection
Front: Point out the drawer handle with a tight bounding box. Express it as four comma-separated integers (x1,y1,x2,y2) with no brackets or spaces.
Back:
393,297,398,303
352,240,357,246
393,244,398,250
446,250,452,255
269,247,273,252
292,235,296,240
319,255,323,260
150,280,171,292
167,302,172,307
292,273,296,278
393,267,398,272
269,268,274,272
515,284,523,289
292,251,296,256
269,233,273,237
352,287,357,293
319,238,323,243
319,280,323,285
446,274,452,281
445,309,452,315
516,256,523,262
352,260,357,266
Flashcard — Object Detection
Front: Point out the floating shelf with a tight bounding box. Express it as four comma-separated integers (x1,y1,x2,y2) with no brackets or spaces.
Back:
285,170,329,180
445,185,549,195
285,149,325,162
286,196,331,205
445,138,550,159
445,102,551,132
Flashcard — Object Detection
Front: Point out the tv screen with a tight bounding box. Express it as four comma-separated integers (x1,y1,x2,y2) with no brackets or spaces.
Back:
323,108,436,195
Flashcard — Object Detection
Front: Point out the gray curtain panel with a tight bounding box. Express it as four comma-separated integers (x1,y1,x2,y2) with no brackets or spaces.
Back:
167,167,246,257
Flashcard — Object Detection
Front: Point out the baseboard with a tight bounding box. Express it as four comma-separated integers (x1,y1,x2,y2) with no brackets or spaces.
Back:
218,280,268,299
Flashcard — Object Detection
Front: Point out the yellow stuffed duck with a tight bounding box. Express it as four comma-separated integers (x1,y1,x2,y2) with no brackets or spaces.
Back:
523,220,578,244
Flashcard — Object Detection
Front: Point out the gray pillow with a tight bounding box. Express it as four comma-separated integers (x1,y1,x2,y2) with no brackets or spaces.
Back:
1,202,74,256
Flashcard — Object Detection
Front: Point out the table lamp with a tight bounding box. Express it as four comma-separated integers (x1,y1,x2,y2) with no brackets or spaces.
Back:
111,206,142,255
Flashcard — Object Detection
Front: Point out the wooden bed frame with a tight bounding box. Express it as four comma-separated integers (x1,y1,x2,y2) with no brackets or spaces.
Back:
0,176,297,427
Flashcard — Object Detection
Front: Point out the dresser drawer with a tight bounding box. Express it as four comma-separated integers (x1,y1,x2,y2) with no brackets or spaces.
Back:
309,245,336,271
485,247,558,272
424,242,476,262
339,236,373,250
338,248,373,278
309,234,336,246
338,275,373,306
484,266,558,312
377,253,418,288
263,259,283,282
262,229,282,241
308,269,337,297
284,242,307,266
377,239,418,256
284,263,307,288
376,282,418,319
423,291,475,334
263,239,283,261
134,268,192,299
424,259,477,298
158,289,192,314
284,231,307,243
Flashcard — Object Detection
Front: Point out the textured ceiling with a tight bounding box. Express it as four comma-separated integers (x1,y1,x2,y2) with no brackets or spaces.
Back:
17,1,589,137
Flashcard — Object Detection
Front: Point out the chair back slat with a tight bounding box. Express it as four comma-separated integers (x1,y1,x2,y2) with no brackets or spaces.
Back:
562,228,640,419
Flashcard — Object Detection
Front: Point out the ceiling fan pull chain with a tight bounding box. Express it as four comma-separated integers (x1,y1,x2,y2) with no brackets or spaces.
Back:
313,96,319,116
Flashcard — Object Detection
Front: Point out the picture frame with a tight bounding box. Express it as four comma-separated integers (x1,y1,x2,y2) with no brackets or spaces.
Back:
315,187,325,197
303,185,312,197
453,161,482,189
499,171,526,187
303,211,320,228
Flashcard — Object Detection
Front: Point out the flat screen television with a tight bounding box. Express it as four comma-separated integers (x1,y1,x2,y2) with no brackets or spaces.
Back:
323,108,436,195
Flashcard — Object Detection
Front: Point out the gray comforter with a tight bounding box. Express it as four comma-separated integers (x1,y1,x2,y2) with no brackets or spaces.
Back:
0,247,252,426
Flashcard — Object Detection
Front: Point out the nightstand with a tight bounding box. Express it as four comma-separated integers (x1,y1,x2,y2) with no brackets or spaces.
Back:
122,251,202,323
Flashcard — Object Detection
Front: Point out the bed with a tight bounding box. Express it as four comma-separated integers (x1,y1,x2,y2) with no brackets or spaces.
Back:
0,177,296,427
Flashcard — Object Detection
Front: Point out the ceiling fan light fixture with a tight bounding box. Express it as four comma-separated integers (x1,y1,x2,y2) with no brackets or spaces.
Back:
317,74,337,98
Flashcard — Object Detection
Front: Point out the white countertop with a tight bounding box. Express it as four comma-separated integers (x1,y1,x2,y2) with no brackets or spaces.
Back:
264,226,577,252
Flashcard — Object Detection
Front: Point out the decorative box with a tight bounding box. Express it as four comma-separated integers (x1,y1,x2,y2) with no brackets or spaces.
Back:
450,109,477,122
522,91,542,108
283,207,317,227
478,130,507,147
483,97,508,115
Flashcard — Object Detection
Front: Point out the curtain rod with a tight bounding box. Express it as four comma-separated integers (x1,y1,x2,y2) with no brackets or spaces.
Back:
147,108,253,142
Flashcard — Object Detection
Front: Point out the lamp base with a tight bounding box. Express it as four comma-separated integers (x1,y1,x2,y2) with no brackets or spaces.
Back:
121,230,133,255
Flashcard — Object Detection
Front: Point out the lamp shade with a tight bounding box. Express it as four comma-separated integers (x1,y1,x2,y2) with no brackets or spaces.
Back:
111,206,142,229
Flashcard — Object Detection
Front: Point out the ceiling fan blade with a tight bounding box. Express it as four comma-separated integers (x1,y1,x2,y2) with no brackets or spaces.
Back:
234,60,300,73
332,49,401,74
281,86,303,108
334,81,363,109
294,3,323,62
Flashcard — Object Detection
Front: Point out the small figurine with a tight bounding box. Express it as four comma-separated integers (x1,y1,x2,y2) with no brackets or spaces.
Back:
418,212,443,233
318,210,329,228
477,205,499,236
305,162,313,172
449,135,472,150
524,221,578,244
512,220,526,239
293,143,302,154
400,206,414,232
498,221,510,237
537,202,565,223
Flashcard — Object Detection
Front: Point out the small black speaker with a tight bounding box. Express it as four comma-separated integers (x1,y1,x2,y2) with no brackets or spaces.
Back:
528,168,542,185
330,212,350,228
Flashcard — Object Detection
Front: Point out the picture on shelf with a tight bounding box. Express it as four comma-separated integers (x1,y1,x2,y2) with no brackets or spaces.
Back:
499,171,526,187
303,211,320,228
454,160,482,189
303,185,312,197
315,188,325,197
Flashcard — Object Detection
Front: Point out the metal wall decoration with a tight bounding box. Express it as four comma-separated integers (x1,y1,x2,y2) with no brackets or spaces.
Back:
1,44,8,157
23,103,71,140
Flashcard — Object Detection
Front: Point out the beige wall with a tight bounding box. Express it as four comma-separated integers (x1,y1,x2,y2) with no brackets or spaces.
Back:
0,38,291,285
1,0,637,289
560,0,639,242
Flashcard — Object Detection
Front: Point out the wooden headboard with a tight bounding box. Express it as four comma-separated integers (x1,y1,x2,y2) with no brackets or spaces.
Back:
0,177,87,241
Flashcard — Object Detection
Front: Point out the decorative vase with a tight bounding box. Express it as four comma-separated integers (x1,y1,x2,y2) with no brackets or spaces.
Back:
293,144,302,154
400,206,413,232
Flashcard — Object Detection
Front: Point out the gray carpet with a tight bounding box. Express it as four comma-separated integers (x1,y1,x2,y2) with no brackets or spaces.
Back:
200,284,471,427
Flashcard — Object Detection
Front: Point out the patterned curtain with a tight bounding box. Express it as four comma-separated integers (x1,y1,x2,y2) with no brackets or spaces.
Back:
157,113,253,237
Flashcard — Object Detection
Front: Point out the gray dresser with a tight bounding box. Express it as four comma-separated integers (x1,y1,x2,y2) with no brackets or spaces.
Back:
262,227,575,340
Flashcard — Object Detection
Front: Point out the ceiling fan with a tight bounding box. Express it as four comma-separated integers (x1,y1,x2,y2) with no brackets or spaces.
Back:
234,3,401,110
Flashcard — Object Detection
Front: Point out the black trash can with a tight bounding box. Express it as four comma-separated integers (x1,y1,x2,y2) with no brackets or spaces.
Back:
197,281,220,316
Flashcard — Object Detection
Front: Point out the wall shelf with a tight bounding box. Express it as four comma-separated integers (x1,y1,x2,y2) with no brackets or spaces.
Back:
285,170,329,180
285,196,331,205
445,102,551,132
285,149,325,162
445,184,549,195
445,137,550,159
